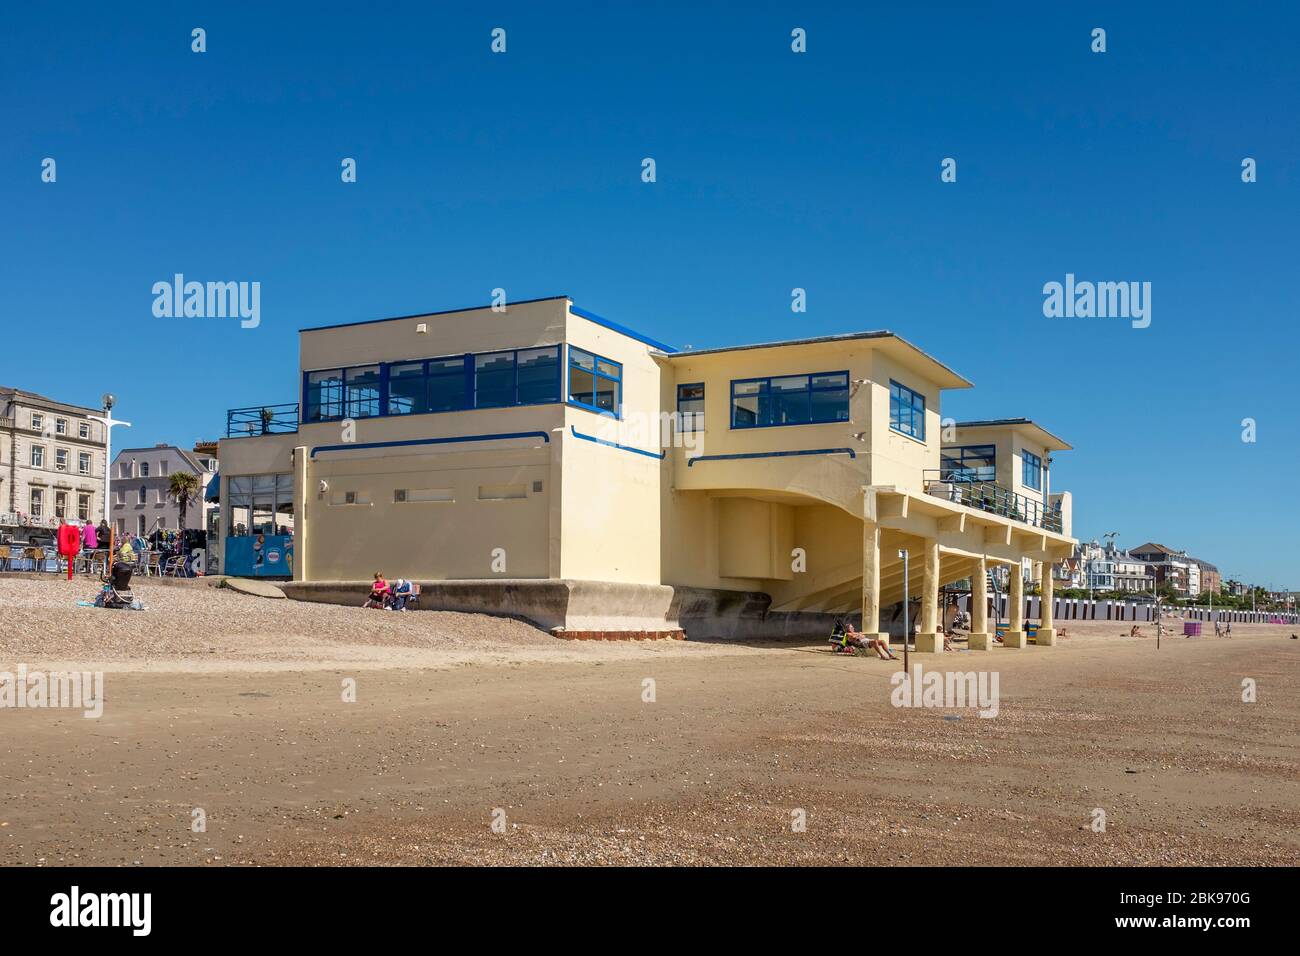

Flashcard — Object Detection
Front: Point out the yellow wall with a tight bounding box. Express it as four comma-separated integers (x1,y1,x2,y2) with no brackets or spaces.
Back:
557,310,664,584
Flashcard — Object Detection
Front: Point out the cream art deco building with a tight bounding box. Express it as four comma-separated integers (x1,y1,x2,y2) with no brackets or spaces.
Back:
1,387,107,537
216,296,1077,646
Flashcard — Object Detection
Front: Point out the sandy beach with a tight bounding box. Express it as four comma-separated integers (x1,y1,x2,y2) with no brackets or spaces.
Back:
1,576,1296,866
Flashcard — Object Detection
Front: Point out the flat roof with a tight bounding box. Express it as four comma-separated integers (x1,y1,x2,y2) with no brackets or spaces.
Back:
297,295,572,333
653,331,974,390
298,296,678,354
953,418,1072,451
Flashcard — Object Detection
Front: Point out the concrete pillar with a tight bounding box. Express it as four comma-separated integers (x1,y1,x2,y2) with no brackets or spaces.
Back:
1037,558,1057,646
1004,559,1026,647
292,446,309,583
861,510,887,644
969,555,992,649
915,538,944,653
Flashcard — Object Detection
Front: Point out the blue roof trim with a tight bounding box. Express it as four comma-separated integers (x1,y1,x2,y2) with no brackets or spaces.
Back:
310,431,550,460
569,425,665,460
687,447,856,467
569,306,677,353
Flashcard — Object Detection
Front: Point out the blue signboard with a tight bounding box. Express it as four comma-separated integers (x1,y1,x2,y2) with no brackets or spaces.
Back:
223,534,293,578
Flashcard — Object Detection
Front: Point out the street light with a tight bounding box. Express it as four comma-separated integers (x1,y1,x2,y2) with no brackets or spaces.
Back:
87,393,130,534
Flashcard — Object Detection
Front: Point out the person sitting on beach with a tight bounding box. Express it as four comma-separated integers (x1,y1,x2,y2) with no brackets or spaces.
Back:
1129,624,1143,638
388,578,413,611
846,622,898,660
364,572,390,609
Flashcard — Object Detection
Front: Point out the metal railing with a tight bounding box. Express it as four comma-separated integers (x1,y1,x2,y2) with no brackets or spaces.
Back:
226,403,299,438
922,469,1063,533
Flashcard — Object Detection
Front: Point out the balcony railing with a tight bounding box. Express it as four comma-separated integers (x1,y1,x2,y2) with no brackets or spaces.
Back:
226,403,299,438
922,469,1063,533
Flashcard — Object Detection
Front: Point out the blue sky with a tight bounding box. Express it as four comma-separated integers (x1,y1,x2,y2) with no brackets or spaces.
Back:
2,2,1296,585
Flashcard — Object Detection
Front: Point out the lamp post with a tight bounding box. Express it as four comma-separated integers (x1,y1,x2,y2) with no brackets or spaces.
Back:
87,393,130,532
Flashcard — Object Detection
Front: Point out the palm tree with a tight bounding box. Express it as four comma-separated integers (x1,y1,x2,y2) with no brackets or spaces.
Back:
168,472,201,531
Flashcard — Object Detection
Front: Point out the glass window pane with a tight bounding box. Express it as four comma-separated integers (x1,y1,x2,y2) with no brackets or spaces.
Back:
811,372,848,389
306,370,344,421
388,362,427,415
428,359,468,412
252,497,275,535
475,352,515,408
594,376,619,412
517,347,559,404
773,386,810,424
568,366,595,407
345,366,381,418
810,387,849,422
596,358,620,377
570,348,595,372
770,375,809,393
733,392,764,426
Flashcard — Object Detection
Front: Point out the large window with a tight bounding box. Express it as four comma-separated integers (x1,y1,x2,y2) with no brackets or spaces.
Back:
941,444,996,482
31,445,44,467
305,369,345,422
140,461,150,477
227,474,295,537
29,488,43,517
345,366,381,418
388,361,432,415
1022,449,1043,491
309,346,561,422
79,452,91,475
79,421,90,439
731,372,848,429
78,493,90,521
55,448,68,472
889,380,926,440
677,383,705,431
568,347,622,415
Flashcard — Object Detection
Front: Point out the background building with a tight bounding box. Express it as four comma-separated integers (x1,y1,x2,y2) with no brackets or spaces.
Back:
0,387,106,537
109,443,218,539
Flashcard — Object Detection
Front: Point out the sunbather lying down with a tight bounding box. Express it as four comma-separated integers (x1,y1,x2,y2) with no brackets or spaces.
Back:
829,623,898,660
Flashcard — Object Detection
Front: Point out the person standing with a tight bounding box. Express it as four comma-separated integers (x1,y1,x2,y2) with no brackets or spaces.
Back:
82,519,98,551
57,519,81,580
96,519,111,551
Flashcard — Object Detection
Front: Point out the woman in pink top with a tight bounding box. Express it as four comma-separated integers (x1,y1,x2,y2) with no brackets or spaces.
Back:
82,521,98,550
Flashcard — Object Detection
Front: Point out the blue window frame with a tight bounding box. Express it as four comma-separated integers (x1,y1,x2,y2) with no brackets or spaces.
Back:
568,346,622,415
888,380,925,441
941,444,996,482
303,345,561,423
677,383,705,431
730,371,848,429
1022,449,1043,490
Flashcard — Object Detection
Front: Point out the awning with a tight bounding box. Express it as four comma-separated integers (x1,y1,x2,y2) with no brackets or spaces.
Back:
205,472,220,502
